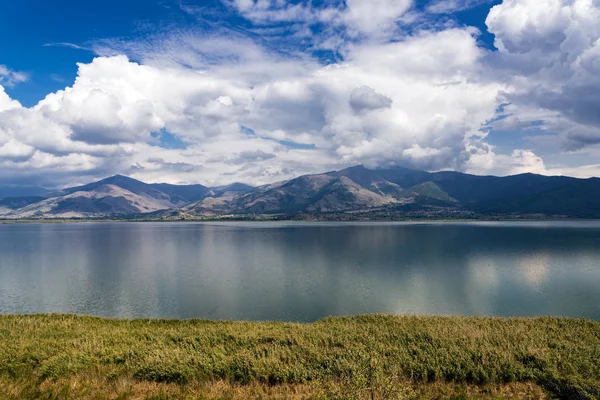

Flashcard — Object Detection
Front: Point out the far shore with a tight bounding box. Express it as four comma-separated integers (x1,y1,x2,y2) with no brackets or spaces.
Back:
2,217,600,224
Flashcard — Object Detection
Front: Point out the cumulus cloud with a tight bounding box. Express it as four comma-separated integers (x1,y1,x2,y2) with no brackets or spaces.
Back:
1,0,600,188
0,24,502,187
464,143,550,177
0,86,21,111
349,86,393,113
486,0,600,151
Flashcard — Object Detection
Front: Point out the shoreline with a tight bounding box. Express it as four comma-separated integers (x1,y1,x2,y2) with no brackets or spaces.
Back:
2,312,596,322
2,217,600,224
2,313,599,399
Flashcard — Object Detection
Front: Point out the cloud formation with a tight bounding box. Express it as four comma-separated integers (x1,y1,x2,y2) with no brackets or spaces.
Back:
0,65,28,88
349,86,393,113
486,0,600,150
1,0,600,188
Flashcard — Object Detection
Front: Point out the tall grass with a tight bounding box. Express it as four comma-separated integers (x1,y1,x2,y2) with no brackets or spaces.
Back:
1,314,599,399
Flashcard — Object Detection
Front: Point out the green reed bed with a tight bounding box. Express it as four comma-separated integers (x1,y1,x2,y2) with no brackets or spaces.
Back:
0,314,599,399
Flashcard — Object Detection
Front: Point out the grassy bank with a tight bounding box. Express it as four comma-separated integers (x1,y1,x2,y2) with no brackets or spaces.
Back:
1,315,599,399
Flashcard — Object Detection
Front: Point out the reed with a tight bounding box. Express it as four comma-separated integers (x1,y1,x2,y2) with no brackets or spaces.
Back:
1,314,598,399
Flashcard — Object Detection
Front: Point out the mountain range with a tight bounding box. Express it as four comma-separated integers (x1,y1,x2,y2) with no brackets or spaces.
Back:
1,166,599,219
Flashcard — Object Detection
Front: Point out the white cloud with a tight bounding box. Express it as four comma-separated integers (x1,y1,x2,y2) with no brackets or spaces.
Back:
346,29,483,78
546,163,600,178
0,86,21,111
219,0,318,24
349,86,392,113
35,57,164,145
222,0,414,43
486,0,600,150
1,0,600,187
343,0,413,37
0,139,35,160
426,0,494,14
0,65,28,87
0,25,504,187
487,0,579,54
465,144,549,176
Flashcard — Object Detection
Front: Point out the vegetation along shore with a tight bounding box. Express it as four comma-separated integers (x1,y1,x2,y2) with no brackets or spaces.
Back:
1,314,599,399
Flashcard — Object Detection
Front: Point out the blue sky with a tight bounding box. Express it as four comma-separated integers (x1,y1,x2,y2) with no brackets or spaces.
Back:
1,0,174,106
2,0,501,106
1,0,599,187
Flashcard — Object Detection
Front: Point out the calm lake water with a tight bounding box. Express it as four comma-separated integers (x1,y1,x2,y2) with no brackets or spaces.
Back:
1,221,599,321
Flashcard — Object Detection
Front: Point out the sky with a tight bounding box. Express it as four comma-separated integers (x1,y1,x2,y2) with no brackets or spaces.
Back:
1,0,600,188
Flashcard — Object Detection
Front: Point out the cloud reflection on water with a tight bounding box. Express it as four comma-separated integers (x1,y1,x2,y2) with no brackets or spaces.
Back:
0,222,599,321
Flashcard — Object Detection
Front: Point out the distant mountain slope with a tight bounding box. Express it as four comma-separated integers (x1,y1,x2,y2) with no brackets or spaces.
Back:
2,183,182,219
430,172,573,204
216,165,600,217
0,196,47,209
149,183,211,203
468,177,600,218
2,166,600,219
177,182,255,215
421,172,600,217
63,175,187,206
303,176,401,212
1,175,256,219
215,166,445,215
401,182,457,204
229,173,340,214
210,183,254,198
219,168,399,214
375,167,433,188
2,176,195,219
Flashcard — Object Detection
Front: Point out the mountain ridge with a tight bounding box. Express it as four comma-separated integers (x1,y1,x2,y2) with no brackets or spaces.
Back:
1,166,599,219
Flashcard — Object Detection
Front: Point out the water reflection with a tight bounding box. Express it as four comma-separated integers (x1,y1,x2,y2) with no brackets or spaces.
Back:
0,222,599,321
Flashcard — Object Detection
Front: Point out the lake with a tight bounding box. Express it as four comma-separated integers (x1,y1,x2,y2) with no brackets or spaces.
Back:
1,221,599,321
